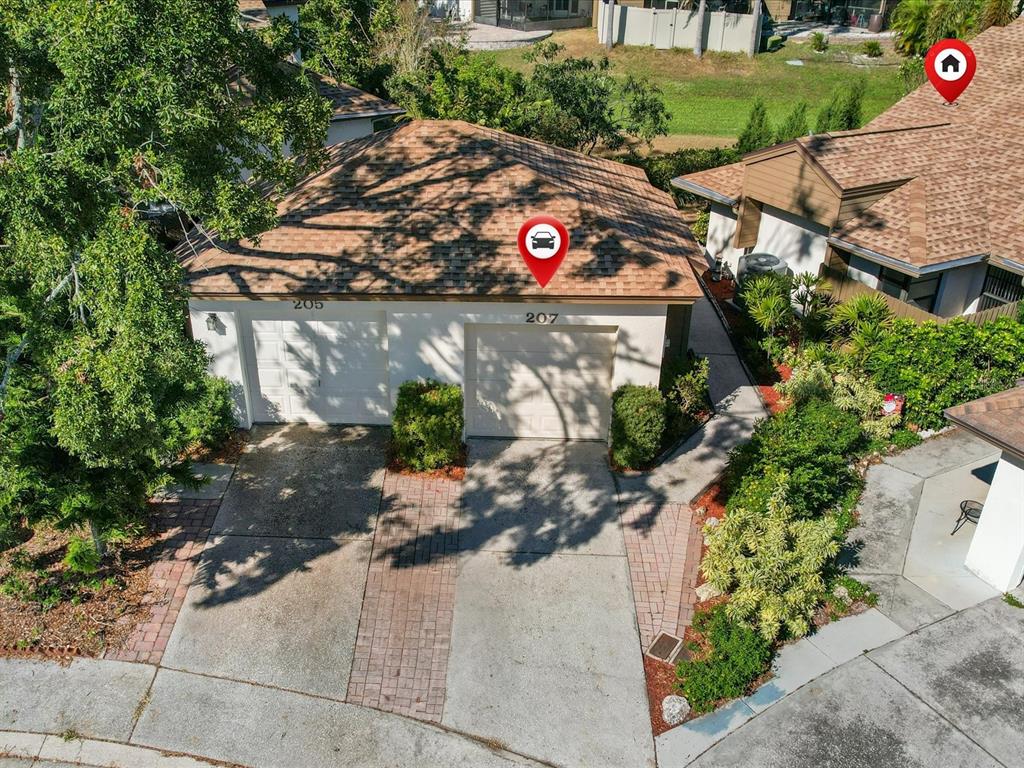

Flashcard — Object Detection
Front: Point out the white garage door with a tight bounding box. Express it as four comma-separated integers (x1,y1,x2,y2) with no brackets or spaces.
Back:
251,316,389,424
466,325,616,439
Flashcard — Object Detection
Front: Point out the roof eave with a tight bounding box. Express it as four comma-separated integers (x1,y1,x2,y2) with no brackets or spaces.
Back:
331,108,406,122
670,177,738,207
944,411,1024,461
828,236,988,276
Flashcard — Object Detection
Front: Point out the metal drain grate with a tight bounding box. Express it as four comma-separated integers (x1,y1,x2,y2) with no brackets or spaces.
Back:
647,632,682,661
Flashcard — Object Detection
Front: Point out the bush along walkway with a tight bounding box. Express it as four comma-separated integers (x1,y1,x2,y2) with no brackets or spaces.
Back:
615,294,767,651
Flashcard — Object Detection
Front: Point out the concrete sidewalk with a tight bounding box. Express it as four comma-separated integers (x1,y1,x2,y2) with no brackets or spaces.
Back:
617,297,766,508
0,658,543,768
669,590,1024,767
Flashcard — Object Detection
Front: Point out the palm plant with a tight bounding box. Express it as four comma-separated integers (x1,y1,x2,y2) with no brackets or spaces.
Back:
792,272,834,340
741,274,794,336
826,294,893,341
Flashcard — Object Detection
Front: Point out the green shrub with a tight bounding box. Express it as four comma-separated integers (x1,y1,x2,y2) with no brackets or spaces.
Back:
677,605,772,713
611,385,667,469
735,98,774,154
861,40,883,58
809,31,829,52
724,399,864,517
63,536,101,575
703,471,840,641
624,147,741,205
766,34,784,52
861,317,1024,429
691,209,709,245
889,428,922,451
667,356,710,419
163,375,237,457
392,380,464,471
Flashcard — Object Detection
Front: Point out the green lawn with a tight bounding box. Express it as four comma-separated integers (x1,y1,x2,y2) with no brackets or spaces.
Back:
483,29,907,146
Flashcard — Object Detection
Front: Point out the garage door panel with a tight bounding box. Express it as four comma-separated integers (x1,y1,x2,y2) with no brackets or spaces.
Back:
466,325,615,440
250,315,389,424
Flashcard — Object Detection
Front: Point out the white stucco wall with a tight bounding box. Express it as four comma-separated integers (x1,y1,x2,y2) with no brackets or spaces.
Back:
752,204,829,277
937,262,988,317
846,254,880,288
188,299,669,429
706,203,745,279
326,118,377,145
965,451,1024,592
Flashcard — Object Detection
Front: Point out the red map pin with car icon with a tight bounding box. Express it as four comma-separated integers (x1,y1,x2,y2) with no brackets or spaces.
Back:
518,215,569,287
925,39,976,104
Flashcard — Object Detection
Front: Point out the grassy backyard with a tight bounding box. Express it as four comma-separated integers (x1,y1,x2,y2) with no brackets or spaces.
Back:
483,28,907,148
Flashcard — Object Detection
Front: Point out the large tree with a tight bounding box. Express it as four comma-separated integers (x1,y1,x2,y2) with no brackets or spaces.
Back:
0,0,330,549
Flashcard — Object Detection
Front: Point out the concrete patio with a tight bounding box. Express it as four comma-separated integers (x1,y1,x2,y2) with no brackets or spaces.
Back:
845,429,1002,630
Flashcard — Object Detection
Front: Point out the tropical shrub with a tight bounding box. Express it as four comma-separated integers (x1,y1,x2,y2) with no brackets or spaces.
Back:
830,372,901,442
63,536,101,575
677,605,771,713
724,399,864,518
827,293,894,340
666,356,711,420
776,360,832,406
809,31,829,52
739,273,793,336
861,317,1024,430
862,40,884,58
703,471,841,641
391,380,464,470
610,385,667,469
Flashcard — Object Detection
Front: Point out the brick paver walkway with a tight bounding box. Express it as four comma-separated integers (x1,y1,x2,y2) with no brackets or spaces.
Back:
104,500,219,665
346,471,461,722
619,503,702,650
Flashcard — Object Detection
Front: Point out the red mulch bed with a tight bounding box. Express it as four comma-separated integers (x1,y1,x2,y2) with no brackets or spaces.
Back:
386,444,468,482
644,655,680,736
0,524,158,659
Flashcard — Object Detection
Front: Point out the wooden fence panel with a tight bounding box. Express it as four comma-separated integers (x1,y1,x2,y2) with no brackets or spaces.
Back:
819,265,1021,326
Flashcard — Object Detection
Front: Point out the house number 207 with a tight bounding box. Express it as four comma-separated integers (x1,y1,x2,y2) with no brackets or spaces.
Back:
525,312,558,324
293,299,324,310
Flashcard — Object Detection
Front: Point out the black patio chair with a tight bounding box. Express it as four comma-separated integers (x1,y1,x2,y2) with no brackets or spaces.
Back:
951,500,983,535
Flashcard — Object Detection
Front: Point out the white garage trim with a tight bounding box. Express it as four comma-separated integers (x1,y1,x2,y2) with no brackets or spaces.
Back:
189,299,670,434
465,324,616,440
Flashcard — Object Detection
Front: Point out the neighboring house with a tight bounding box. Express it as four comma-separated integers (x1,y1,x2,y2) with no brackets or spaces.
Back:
311,74,406,144
674,18,1024,320
766,0,897,29
474,0,594,30
237,0,405,144
945,384,1024,593
180,120,702,439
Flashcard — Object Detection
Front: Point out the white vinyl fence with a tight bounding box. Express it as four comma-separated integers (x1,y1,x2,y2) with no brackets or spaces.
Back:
596,3,759,53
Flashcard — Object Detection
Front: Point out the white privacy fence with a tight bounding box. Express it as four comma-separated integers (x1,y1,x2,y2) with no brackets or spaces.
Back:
596,3,759,53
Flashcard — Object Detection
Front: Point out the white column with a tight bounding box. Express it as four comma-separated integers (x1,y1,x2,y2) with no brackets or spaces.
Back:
965,451,1024,592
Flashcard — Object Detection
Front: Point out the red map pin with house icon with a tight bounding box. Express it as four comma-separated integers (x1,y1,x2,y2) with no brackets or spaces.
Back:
518,215,570,287
925,39,976,104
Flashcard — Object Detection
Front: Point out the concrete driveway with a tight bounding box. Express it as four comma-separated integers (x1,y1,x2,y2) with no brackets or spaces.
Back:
161,424,384,698
443,439,655,768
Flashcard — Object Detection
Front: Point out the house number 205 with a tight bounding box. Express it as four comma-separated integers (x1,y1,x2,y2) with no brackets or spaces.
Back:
293,299,324,310
525,312,558,324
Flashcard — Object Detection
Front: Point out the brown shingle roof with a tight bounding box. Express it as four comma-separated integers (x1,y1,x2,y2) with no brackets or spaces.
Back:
308,72,404,121
180,120,702,301
674,19,1024,273
945,385,1024,459
672,162,744,206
